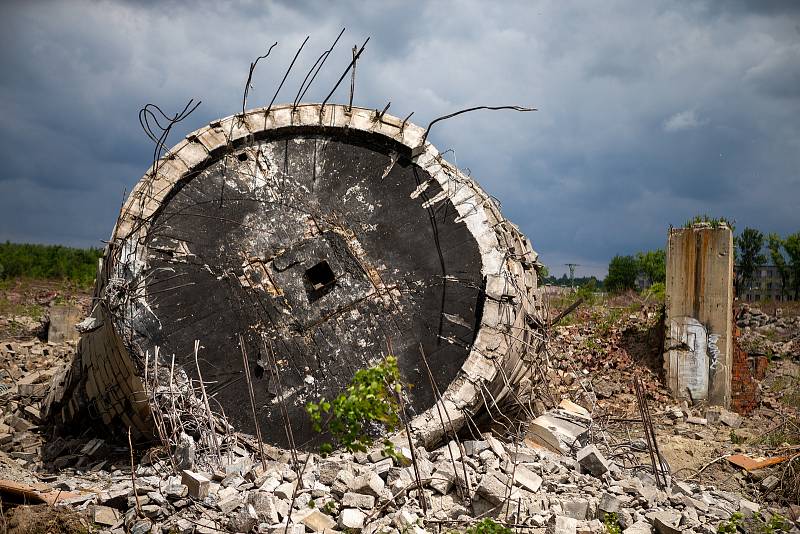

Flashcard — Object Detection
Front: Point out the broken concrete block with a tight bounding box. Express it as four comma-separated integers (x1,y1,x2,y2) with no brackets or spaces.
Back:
598,493,622,515
229,504,258,533
318,460,348,485
218,495,241,514
248,491,280,523
476,473,507,505
686,416,707,425
339,508,367,531
129,519,153,534
484,434,506,458
342,492,376,509
174,518,194,534
719,410,741,428
332,471,356,496
92,505,121,526
622,521,652,534
394,509,425,534
739,498,760,518
577,445,610,477
274,480,297,500
704,407,721,424
350,472,384,497
301,509,336,532
462,440,489,456
430,464,456,495
761,475,779,492
182,470,210,499
371,457,393,475
561,498,589,520
140,504,162,519
550,515,578,534
652,515,681,534
508,463,542,493
164,484,188,499
527,409,590,454
670,481,693,497
264,525,305,534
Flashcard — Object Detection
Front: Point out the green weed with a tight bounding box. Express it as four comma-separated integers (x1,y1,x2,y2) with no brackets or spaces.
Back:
306,355,405,457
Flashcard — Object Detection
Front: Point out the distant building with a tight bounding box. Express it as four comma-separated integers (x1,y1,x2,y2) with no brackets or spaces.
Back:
635,272,653,291
737,265,791,302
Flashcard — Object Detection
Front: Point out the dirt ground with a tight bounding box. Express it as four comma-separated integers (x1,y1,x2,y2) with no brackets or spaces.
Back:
0,278,91,339
2,503,89,534
545,290,800,510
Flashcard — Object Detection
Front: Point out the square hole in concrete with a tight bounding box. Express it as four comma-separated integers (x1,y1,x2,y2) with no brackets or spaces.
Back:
305,260,336,299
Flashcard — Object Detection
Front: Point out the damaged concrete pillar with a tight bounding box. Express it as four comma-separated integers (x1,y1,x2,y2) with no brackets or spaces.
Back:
46,104,547,449
663,223,734,407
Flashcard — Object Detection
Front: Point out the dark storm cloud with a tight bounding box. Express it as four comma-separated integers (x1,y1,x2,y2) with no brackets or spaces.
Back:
0,0,798,277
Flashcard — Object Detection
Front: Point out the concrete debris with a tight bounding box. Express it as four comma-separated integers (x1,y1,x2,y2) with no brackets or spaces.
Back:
527,401,591,454
737,305,800,359
576,445,611,478
718,409,741,428
550,515,578,534
338,508,367,531
47,304,83,343
1,397,798,534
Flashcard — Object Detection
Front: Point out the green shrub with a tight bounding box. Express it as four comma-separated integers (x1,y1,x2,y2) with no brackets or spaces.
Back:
644,282,665,301
306,355,404,457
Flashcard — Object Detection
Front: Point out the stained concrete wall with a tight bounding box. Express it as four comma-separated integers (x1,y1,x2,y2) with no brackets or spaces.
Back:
664,224,734,407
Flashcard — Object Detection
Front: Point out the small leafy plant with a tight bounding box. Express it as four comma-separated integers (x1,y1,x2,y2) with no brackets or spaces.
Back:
718,511,791,534
602,512,622,534
465,518,513,534
730,429,746,445
684,214,735,230
306,355,404,457
321,500,336,515
717,512,743,534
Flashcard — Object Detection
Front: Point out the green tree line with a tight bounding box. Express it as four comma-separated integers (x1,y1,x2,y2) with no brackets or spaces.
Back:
736,228,800,300
0,242,103,287
599,226,800,299
604,249,666,293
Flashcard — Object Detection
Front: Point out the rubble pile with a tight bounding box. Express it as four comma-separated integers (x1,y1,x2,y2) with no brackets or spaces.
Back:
2,288,799,533
5,428,793,534
0,314,47,339
737,305,800,359
0,337,76,464
548,304,671,413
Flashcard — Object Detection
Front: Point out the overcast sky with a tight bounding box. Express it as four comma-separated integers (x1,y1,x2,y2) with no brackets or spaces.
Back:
1,1,798,277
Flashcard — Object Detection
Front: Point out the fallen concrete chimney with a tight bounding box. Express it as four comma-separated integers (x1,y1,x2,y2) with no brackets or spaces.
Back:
46,104,546,449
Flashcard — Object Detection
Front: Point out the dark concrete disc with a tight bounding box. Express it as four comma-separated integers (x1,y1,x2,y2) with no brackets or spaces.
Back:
136,129,483,448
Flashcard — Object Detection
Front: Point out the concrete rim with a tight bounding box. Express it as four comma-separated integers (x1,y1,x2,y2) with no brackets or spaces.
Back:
109,103,543,446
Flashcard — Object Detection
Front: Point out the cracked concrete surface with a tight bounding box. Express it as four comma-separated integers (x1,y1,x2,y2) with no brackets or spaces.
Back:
49,104,547,448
